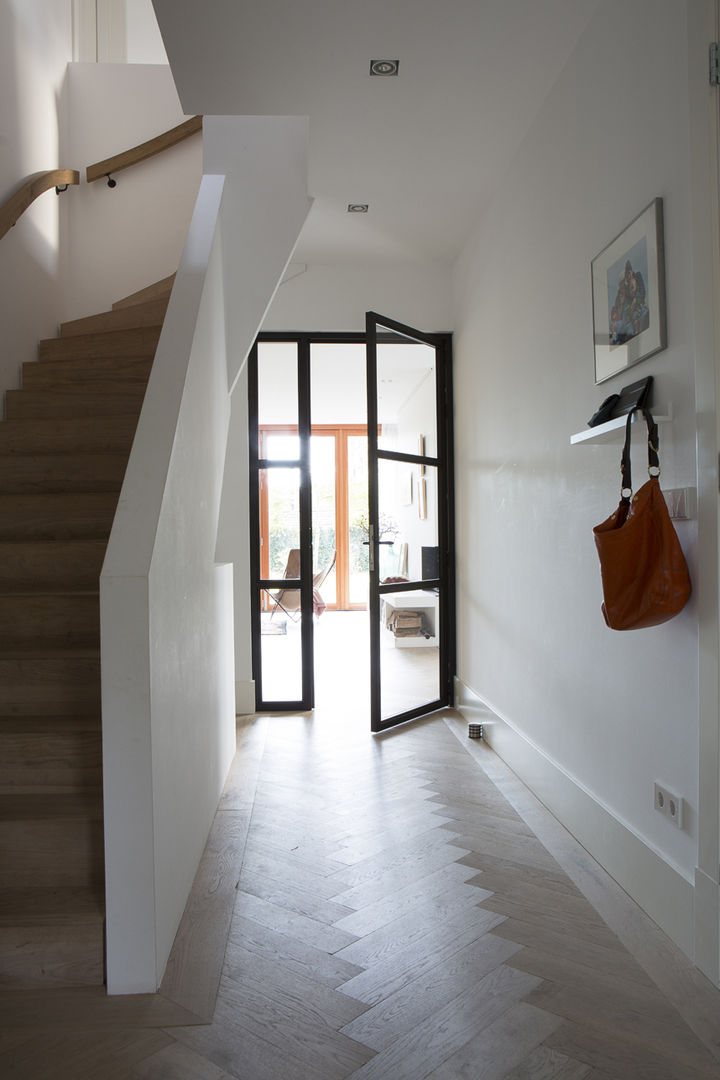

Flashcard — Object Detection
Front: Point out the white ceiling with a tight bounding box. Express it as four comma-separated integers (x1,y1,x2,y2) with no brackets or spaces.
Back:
153,0,600,265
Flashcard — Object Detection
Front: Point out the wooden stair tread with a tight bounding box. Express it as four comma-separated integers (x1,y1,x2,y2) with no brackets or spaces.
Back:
60,300,166,337
0,590,99,598
38,325,161,362
6,390,145,421
0,454,129,495
0,647,100,658
22,355,153,391
113,273,175,309
0,492,119,541
0,716,101,733
0,793,103,821
0,887,104,926
0,415,139,454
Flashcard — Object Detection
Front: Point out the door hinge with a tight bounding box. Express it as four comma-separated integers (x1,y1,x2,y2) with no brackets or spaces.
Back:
711,42,720,85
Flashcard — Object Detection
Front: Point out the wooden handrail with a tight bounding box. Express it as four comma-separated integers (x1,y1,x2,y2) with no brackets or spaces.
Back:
86,115,203,184
0,170,80,241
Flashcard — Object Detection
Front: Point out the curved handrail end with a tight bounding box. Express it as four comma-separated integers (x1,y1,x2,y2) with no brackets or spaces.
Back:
0,169,80,242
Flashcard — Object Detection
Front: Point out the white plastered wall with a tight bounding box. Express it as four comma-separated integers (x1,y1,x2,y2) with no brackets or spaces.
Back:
452,0,716,969
264,262,452,334
0,0,73,397
63,62,202,319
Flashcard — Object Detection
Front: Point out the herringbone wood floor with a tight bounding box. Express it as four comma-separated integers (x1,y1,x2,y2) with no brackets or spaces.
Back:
2,707,720,1079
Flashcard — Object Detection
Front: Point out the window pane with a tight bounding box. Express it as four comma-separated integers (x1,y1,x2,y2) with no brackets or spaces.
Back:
310,343,367,425
376,333,437,458
379,594,440,720
259,590,303,701
260,468,300,580
257,342,298,427
348,435,369,605
263,432,300,461
377,459,438,584
311,435,336,606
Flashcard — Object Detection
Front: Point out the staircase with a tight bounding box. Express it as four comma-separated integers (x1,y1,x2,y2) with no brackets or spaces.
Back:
0,276,173,989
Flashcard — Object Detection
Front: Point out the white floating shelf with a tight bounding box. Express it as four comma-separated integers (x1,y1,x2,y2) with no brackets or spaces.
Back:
571,406,672,445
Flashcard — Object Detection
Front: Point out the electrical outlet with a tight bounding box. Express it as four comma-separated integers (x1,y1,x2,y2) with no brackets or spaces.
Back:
654,782,684,829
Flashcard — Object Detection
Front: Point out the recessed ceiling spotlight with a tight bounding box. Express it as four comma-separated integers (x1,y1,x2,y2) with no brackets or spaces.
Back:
370,59,399,76
348,204,369,213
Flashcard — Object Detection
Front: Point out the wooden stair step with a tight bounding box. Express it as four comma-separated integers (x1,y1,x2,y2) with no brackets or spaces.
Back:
22,355,152,392
0,888,104,989
0,493,118,541
0,792,103,821
60,298,167,337
6,388,146,420
38,325,161,362
0,453,129,495
0,716,102,794
0,793,104,889
0,655,100,715
0,886,104,925
113,273,175,309
0,415,139,455
0,541,106,591
0,594,99,650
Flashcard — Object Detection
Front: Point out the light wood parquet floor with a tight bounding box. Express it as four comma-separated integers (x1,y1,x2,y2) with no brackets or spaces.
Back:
1,707,720,1079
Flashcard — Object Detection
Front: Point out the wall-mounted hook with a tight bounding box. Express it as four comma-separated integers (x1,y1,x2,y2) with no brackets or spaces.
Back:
106,175,117,188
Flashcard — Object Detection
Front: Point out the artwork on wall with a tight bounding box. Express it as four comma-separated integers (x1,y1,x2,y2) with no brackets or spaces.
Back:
417,477,427,520
417,434,427,519
591,198,666,384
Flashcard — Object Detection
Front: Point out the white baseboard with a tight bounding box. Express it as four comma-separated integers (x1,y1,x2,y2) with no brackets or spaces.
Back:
454,677,695,961
694,867,720,984
235,680,255,715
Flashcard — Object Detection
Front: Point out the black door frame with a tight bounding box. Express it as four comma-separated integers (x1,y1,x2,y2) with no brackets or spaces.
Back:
248,329,455,720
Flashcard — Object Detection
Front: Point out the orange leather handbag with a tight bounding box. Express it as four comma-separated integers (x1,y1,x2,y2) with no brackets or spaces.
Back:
593,407,691,630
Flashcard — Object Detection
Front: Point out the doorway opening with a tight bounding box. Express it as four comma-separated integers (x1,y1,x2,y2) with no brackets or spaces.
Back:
248,322,454,730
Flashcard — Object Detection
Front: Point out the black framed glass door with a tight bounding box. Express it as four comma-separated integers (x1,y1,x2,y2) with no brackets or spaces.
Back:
366,312,455,732
248,339,314,710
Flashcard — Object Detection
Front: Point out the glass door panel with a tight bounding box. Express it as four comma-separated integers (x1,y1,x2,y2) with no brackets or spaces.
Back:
260,467,301,581
250,340,313,711
311,435,337,607
263,432,301,461
377,458,441,723
377,337,437,458
348,434,369,606
259,589,304,702
258,342,298,426
366,312,453,732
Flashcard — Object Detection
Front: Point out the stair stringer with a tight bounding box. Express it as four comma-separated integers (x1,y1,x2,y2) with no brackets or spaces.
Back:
101,117,312,996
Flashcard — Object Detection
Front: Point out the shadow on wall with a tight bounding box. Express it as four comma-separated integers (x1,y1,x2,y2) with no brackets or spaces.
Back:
0,0,69,395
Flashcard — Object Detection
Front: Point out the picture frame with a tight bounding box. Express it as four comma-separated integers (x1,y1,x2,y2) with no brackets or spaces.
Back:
591,198,666,384
417,476,427,520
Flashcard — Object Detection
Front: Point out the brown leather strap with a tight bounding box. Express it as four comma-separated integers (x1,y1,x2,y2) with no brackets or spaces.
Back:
620,406,660,504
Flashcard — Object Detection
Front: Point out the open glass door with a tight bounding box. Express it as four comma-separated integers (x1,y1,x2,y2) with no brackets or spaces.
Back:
366,313,455,732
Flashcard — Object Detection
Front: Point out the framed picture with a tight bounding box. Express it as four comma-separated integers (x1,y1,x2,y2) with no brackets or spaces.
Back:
591,198,666,384
417,476,427,520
